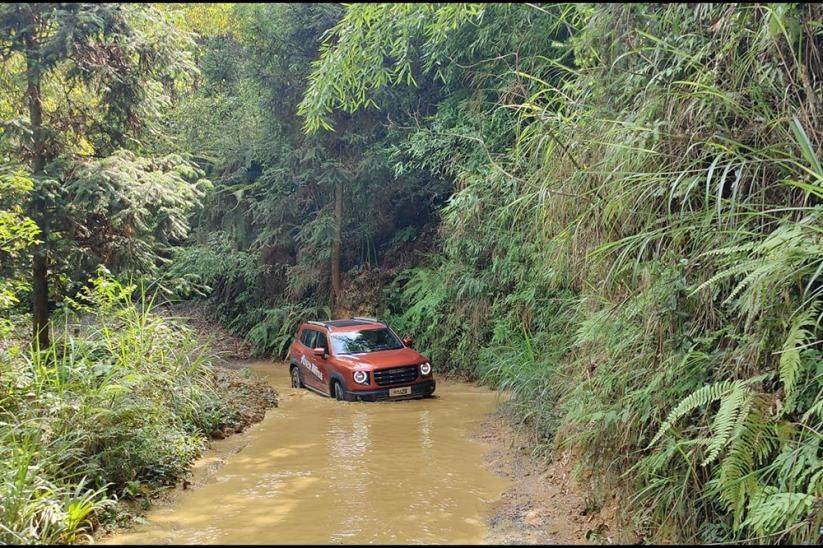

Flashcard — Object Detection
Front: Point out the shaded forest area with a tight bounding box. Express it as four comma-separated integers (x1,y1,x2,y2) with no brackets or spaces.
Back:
1,3,821,544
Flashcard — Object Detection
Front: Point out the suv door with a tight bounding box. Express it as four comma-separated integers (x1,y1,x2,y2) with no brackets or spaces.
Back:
298,328,325,391
312,331,332,393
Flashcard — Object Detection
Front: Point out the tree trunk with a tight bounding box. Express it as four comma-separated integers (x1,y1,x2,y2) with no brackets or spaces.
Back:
331,179,343,316
25,26,50,349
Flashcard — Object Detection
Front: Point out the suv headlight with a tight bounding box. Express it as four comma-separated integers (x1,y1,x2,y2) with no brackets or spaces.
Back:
420,362,431,375
353,370,369,385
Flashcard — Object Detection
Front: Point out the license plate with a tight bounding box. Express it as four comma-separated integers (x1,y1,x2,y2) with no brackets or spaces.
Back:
389,386,412,397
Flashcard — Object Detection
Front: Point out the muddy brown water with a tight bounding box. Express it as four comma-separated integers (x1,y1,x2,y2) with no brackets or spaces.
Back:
104,361,509,544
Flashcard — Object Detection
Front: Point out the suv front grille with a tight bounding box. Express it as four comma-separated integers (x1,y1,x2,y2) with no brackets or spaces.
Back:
373,365,418,386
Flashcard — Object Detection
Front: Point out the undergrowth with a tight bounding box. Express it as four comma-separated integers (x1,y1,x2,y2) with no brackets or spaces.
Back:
168,235,329,359
0,274,245,543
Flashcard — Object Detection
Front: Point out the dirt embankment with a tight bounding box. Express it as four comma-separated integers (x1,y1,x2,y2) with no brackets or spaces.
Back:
210,365,277,438
479,413,629,545
159,301,277,440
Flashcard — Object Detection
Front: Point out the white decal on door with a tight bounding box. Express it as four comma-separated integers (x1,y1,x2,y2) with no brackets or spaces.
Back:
300,355,324,381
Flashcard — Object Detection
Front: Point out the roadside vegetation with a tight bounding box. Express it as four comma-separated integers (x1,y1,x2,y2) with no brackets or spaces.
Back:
0,5,275,543
301,4,821,543
1,2,820,545
0,275,269,543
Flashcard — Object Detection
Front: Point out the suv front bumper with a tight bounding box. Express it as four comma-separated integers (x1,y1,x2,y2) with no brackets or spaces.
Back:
345,379,436,402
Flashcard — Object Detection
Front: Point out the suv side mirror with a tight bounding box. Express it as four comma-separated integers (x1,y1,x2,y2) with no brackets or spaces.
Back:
402,336,414,347
313,347,327,358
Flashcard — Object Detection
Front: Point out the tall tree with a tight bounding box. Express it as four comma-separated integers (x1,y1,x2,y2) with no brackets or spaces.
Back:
0,3,195,346
170,4,442,315
21,10,48,347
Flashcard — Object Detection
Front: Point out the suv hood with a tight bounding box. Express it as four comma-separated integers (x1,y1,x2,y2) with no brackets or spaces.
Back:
335,347,427,369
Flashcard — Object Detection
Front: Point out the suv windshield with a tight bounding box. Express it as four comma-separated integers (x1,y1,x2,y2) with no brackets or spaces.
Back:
331,328,404,355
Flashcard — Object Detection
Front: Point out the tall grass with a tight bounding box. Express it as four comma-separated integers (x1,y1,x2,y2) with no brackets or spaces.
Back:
0,274,242,543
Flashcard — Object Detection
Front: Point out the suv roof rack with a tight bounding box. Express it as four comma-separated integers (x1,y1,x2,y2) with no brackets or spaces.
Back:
305,318,384,330
352,316,381,323
321,317,386,329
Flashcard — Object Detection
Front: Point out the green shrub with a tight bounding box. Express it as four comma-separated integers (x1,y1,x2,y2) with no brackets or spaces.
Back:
247,301,331,358
0,274,239,543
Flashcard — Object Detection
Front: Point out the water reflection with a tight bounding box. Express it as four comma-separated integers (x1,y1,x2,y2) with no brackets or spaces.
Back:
328,410,371,542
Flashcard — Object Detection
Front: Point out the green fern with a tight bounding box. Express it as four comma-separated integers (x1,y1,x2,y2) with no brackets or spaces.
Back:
709,399,777,529
703,384,753,466
743,489,817,539
650,374,774,466
778,302,819,398
649,380,740,448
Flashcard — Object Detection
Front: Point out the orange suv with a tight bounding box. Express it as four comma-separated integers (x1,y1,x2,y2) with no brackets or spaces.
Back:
288,317,435,401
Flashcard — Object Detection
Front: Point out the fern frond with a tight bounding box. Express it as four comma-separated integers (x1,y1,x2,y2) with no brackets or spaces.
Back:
649,380,738,447
778,301,819,398
710,398,776,528
743,489,816,538
701,241,758,257
703,385,752,466
690,262,750,297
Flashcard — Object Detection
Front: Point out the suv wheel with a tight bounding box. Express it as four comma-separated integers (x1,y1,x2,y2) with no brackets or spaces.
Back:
333,380,345,401
290,366,303,388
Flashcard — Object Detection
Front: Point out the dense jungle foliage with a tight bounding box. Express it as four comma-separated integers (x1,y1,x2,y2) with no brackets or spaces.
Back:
0,4,266,543
1,2,821,544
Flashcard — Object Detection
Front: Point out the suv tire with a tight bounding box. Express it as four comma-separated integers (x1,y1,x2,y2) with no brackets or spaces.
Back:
333,380,345,401
291,366,303,389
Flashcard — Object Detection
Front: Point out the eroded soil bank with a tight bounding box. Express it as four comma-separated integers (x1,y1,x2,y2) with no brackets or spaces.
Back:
479,414,626,544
